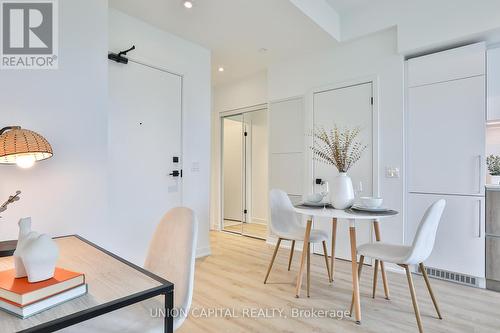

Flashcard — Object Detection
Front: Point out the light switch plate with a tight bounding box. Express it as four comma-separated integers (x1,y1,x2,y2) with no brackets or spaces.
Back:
386,167,400,178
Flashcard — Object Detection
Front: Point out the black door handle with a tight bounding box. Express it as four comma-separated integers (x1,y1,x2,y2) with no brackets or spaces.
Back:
169,170,182,177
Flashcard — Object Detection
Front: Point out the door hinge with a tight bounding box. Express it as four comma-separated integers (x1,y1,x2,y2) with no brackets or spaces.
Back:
244,132,248,137
370,97,374,105
243,209,247,214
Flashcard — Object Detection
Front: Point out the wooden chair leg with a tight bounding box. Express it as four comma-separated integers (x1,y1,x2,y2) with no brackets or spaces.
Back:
264,238,282,284
322,241,332,282
288,240,295,271
306,242,311,297
373,221,390,299
330,218,337,282
380,261,391,300
349,255,364,314
372,259,379,298
420,263,442,319
404,265,424,333
295,220,312,298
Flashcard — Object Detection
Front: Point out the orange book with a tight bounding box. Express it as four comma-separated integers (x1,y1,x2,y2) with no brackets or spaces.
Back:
0,268,85,307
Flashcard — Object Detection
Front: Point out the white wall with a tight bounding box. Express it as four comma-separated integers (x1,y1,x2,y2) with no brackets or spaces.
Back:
0,5,211,261
0,0,109,244
210,71,267,229
214,71,268,112
249,110,268,223
222,119,243,221
488,46,500,122
109,9,212,257
487,126,500,184
487,127,500,156
268,28,405,245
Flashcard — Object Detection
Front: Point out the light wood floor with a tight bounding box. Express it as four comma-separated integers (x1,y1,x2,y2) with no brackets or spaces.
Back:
223,220,268,239
179,231,500,333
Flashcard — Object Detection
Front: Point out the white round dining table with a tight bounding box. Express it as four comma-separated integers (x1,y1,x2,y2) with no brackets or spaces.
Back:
293,205,399,325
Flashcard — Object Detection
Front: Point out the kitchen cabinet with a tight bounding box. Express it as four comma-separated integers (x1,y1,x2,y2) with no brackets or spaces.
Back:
407,76,486,196
406,43,486,283
407,42,485,88
486,187,500,291
406,193,485,278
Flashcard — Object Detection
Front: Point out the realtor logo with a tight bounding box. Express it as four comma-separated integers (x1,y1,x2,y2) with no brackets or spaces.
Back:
1,0,58,69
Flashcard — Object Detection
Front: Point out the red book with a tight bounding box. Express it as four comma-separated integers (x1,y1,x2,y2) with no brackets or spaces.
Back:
0,267,85,307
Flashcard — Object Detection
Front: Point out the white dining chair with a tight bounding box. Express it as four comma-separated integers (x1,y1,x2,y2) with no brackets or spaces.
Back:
264,189,331,297
62,207,198,332
352,199,445,333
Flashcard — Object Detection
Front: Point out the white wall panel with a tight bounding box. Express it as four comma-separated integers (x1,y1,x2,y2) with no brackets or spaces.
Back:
269,98,305,197
269,153,304,196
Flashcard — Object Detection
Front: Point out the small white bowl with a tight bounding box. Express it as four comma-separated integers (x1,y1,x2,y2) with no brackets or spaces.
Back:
306,193,324,203
360,197,383,208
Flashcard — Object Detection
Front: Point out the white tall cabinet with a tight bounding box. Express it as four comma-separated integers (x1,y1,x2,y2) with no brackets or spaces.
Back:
406,43,486,282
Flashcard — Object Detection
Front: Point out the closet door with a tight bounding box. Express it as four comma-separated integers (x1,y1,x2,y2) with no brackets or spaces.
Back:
312,82,374,260
407,76,486,196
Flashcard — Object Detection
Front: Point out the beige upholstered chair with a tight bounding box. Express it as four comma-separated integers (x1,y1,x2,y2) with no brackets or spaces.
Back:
145,207,198,330
62,207,198,332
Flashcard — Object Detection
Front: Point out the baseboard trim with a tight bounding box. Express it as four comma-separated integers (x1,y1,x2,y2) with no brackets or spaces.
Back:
252,217,267,224
196,246,211,258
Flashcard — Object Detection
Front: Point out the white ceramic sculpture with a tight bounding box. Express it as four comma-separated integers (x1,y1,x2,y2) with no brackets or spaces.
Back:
13,217,59,283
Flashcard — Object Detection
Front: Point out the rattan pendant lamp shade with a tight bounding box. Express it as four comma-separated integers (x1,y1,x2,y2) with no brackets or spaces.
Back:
0,127,53,166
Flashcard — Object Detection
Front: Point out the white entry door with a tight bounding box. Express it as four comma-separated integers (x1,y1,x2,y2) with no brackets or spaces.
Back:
108,61,182,265
312,82,374,260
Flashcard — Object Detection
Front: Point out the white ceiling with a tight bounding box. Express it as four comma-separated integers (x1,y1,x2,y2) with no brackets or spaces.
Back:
109,0,337,86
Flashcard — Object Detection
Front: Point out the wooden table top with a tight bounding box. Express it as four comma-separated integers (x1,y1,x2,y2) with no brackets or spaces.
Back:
0,235,170,332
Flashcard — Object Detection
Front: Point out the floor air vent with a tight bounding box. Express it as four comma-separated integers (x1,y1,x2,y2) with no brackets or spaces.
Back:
417,266,478,287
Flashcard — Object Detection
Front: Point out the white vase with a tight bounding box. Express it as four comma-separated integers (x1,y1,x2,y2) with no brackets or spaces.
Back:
491,175,500,185
331,172,355,209
13,217,59,283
